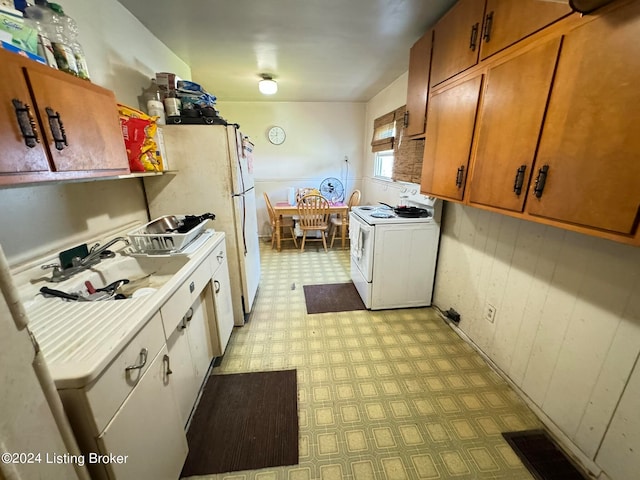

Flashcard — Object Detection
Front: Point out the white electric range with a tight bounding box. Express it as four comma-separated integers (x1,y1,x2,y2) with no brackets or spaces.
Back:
349,189,441,310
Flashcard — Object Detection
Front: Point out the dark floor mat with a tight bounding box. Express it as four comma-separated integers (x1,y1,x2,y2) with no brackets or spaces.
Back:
303,282,366,314
181,370,298,477
502,430,587,480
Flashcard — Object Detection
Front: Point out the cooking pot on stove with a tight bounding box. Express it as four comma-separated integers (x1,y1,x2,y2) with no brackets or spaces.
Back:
379,202,430,218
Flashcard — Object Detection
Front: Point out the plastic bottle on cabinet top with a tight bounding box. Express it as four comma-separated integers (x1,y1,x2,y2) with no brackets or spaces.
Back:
163,91,181,117
61,7,90,80
23,0,58,68
46,2,78,76
142,78,166,124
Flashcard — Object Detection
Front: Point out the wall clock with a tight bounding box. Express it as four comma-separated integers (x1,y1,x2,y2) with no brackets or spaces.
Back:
267,126,286,145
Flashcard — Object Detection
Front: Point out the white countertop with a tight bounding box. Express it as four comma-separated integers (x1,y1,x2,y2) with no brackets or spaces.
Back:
25,230,225,390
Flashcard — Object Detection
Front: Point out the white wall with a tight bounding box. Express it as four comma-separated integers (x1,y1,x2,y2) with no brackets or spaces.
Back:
0,0,192,266
216,101,365,236
363,70,640,479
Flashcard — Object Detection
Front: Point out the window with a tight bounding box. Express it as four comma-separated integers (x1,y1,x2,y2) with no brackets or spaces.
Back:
371,106,403,180
374,150,395,179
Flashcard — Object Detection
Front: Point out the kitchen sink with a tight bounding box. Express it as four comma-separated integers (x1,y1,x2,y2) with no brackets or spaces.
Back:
31,253,190,304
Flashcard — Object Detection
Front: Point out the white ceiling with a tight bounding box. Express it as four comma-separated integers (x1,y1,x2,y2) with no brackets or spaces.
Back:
117,0,457,102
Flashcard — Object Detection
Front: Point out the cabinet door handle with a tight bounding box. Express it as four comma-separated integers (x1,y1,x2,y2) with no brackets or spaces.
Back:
455,165,465,188
189,281,195,293
483,11,494,42
214,280,221,294
217,252,224,264
45,107,68,151
125,348,148,371
403,110,409,128
163,354,173,377
185,307,194,323
513,165,527,195
469,23,479,51
178,318,187,331
12,99,40,148
533,165,550,198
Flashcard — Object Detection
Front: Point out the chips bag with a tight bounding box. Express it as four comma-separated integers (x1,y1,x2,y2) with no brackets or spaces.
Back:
117,104,163,172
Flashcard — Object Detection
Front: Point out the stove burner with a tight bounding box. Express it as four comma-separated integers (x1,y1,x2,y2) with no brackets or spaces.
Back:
360,206,374,211
371,212,395,218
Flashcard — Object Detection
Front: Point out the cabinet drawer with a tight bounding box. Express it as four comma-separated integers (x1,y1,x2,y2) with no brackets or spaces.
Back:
85,312,165,433
209,241,227,276
161,260,211,336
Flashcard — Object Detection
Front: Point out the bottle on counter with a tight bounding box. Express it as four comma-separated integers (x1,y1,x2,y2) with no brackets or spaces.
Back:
46,2,78,76
23,0,58,69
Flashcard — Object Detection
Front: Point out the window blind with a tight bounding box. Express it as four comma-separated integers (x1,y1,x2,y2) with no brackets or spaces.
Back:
371,111,396,152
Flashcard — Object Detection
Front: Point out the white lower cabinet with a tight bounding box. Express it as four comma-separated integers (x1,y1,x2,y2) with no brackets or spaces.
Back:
56,233,237,479
166,289,215,424
97,345,188,480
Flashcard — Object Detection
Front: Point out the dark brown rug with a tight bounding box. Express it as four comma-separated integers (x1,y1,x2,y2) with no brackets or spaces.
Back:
180,370,298,477
303,282,366,314
502,430,587,480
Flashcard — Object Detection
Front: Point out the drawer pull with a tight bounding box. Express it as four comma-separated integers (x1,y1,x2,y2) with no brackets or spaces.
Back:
163,354,173,376
483,11,494,42
12,99,40,148
469,22,479,51
125,348,148,371
513,165,527,195
214,280,221,294
185,307,194,323
45,107,68,151
189,281,195,293
533,165,549,199
217,252,224,263
455,165,465,188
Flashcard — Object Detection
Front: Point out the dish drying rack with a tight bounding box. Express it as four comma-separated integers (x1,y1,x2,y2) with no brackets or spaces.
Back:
126,216,210,254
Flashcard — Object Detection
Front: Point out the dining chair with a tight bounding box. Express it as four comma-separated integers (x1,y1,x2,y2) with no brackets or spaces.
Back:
296,194,330,252
264,192,297,249
330,189,361,249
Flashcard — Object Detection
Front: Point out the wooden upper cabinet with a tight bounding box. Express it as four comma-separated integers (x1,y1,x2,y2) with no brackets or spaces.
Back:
469,37,561,212
431,0,487,86
26,67,129,173
480,0,572,60
526,0,640,235
405,30,433,137
421,75,482,201
431,0,572,87
0,53,51,174
0,48,129,186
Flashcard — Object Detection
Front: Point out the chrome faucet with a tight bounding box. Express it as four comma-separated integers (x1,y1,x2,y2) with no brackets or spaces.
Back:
42,237,130,282
81,237,129,267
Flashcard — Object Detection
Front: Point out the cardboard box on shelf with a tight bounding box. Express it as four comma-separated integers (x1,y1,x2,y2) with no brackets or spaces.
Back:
155,72,181,99
1,40,46,64
0,6,38,55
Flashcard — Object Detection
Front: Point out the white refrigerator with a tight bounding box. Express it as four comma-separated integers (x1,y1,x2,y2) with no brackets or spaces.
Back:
144,125,261,326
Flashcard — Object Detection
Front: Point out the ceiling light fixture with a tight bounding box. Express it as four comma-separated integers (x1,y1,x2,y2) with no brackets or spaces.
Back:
258,74,278,95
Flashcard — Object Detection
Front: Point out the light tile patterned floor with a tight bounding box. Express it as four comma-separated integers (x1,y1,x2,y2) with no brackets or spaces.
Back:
188,242,540,479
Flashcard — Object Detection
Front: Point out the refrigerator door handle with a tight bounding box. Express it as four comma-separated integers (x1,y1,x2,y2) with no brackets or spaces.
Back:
231,186,255,197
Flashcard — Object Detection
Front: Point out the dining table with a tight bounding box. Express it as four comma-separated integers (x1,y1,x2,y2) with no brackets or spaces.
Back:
273,201,348,251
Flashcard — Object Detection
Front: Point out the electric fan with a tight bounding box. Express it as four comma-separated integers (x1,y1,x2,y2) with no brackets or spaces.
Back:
319,177,345,202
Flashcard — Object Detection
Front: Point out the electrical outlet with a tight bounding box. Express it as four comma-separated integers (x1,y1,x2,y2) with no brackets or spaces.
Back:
484,303,497,323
